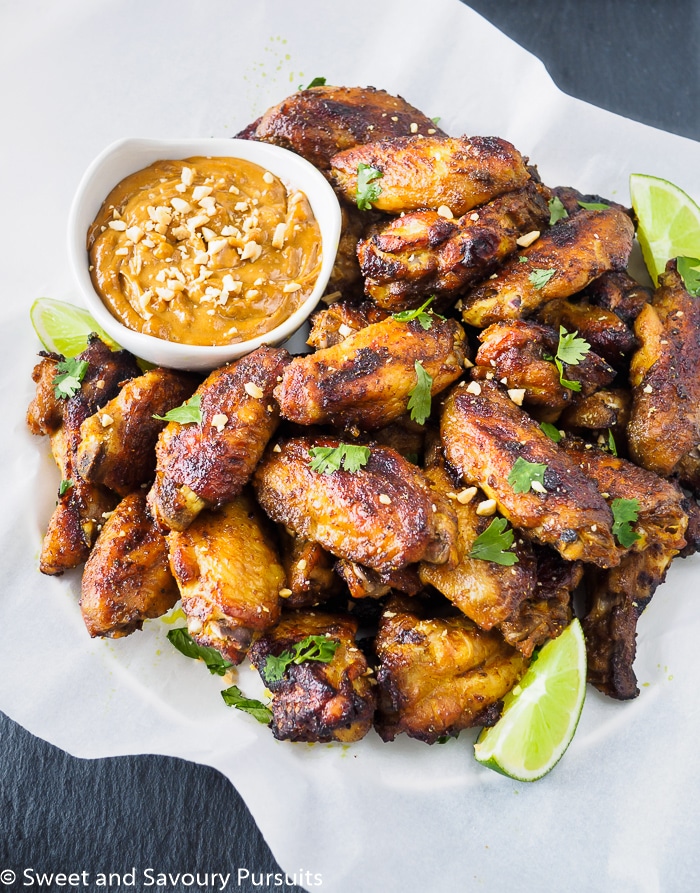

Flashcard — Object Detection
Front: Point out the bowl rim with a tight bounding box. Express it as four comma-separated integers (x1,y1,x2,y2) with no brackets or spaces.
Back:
67,136,342,370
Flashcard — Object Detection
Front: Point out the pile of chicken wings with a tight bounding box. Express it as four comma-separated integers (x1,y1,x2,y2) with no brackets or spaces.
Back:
28,85,700,745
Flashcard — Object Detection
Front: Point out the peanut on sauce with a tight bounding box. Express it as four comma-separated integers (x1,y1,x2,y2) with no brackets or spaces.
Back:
87,156,322,346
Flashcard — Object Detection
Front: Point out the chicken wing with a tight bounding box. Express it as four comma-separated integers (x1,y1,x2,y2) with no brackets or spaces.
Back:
27,337,141,575
306,299,389,350
627,261,700,477
249,610,376,743
558,388,631,442
440,379,618,566
374,596,528,743
274,315,467,430
80,491,179,638
238,84,445,172
330,135,531,216
460,208,635,327
167,491,284,665
77,367,197,496
537,298,637,370
148,345,290,531
356,184,551,311
278,531,340,609
253,436,457,573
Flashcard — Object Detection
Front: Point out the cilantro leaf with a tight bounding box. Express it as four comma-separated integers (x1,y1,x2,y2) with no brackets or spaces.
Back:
548,196,569,225
58,478,74,496
611,497,641,548
469,517,518,566
356,163,383,210
529,268,556,290
607,429,618,457
166,627,233,676
392,296,443,330
153,393,202,424
578,200,610,210
407,360,433,425
557,326,591,365
308,443,371,474
221,685,272,724
508,457,548,494
263,635,340,684
299,76,326,90
677,256,700,296
53,357,89,399
540,422,563,443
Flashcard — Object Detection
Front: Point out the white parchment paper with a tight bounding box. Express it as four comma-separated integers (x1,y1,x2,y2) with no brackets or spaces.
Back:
2,2,700,891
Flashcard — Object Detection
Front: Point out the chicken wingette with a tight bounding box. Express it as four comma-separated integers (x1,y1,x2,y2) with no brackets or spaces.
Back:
26,337,141,575
80,491,179,638
627,260,700,479
374,596,528,743
460,208,635,327
440,379,619,566
77,367,197,496
277,532,340,608
356,184,551,311
274,315,467,430
167,491,284,665
253,436,457,573
148,345,289,531
330,135,531,215
249,610,377,743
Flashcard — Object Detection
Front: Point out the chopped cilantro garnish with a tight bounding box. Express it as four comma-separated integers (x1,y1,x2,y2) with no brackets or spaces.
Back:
308,443,371,474
508,457,548,494
544,326,591,391
221,685,272,723
167,627,233,676
607,429,618,457
611,497,641,548
299,76,327,90
263,635,340,684
548,196,569,225
392,296,443,330
153,393,202,424
540,422,563,443
578,200,610,211
677,256,700,296
529,268,556,290
407,360,433,425
469,517,518,566
356,163,383,210
58,478,74,497
53,357,89,399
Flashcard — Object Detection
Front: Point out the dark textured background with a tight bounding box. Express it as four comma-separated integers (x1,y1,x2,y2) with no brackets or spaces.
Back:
3,2,698,892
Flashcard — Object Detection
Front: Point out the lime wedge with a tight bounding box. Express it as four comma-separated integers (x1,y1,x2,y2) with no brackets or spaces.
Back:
30,297,119,357
629,173,700,285
474,618,586,781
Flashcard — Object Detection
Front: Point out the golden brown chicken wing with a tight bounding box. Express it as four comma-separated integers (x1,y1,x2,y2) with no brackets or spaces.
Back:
558,388,631,442
253,436,457,573
77,367,197,496
274,315,467,430
80,491,179,638
460,208,635,327
627,261,700,477
440,379,618,566
249,609,377,743
167,491,284,665
374,596,528,743
357,184,550,311
306,299,389,350
239,84,445,172
537,297,637,370
148,345,290,531
331,135,531,216
277,531,341,609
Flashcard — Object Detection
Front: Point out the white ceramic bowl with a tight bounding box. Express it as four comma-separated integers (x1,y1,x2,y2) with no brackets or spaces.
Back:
68,137,342,371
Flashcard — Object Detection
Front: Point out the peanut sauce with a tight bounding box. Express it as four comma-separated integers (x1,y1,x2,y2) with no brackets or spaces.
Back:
87,156,322,346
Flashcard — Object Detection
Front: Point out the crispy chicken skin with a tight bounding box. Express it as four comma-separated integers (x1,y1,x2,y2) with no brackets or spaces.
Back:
583,269,650,326
77,368,197,496
238,85,446,172
627,261,700,477
274,315,467,430
440,380,618,566
356,184,551,311
331,135,531,216
148,346,290,531
558,388,631,439
253,436,458,573
167,491,284,665
278,532,340,608
28,338,141,575
461,208,635,327
249,610,376,743
472,319,616,420
374,596,528,743
306,300,389,350
334,559,423,600
80,491,179,638
418,463,537,629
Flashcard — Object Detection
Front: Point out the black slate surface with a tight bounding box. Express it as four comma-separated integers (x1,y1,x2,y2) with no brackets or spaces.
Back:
3,2,698,892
